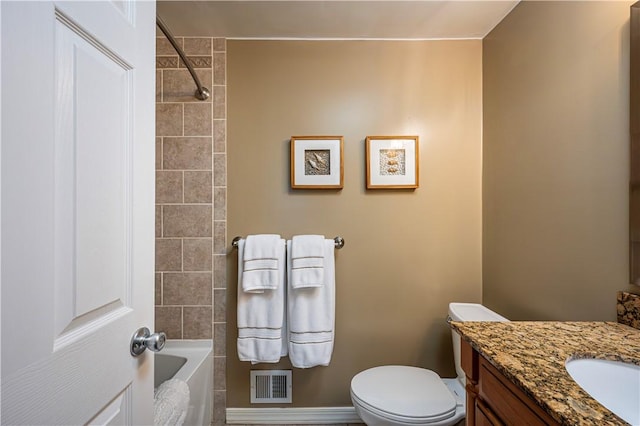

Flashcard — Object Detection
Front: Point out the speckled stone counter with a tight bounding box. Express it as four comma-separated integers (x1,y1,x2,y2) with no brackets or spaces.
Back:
449,321,640,426
618,291,640,329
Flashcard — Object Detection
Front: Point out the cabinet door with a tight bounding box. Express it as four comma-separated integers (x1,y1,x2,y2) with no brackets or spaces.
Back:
479,358,557,425
476,399,505,426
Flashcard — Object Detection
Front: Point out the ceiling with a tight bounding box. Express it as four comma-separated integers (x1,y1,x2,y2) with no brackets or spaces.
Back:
156,1,520,40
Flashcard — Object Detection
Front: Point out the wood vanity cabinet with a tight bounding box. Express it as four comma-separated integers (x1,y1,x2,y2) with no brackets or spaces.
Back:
460,339,560,426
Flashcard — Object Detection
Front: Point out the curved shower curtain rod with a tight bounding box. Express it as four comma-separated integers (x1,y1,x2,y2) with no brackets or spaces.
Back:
156,15,210,101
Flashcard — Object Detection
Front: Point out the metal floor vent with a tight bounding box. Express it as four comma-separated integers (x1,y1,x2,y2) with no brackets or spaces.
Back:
250,370,292,403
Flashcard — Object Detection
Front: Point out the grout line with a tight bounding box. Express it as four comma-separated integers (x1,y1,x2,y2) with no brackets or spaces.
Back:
210,59,215,325
182,170,185,204
156,101,199,105
161,136,213,139
180,238,184,273
180,306,184,339
162,169,213,173
165,236,212,240
157,203,212,206
171,304,214,308
211,72,216,295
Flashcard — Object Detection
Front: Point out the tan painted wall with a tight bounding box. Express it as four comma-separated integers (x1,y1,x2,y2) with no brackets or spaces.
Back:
483,1,638,321
227,40,482,407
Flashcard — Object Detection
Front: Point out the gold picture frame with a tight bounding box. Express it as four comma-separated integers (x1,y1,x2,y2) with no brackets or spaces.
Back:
290,136,344,189
366,136,419,189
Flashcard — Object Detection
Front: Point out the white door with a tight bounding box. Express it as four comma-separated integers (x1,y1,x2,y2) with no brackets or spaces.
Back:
1,1,156,424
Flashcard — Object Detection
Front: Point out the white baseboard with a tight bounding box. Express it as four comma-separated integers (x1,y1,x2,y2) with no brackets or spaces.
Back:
225,406,364,424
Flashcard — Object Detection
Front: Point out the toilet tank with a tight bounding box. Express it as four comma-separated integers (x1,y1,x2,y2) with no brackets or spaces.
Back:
448,303,508,384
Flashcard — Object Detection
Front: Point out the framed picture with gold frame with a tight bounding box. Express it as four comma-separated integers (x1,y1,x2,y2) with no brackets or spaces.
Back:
290,136,344,189
366,136,419,189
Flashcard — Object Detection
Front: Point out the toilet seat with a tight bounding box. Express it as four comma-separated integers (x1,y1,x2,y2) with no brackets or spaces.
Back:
350,366,457,424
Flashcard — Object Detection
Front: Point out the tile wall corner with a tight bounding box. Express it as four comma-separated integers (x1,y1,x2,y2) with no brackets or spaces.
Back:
156,35,227,425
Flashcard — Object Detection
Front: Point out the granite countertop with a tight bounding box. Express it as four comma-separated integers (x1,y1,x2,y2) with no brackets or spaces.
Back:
449,321,640,426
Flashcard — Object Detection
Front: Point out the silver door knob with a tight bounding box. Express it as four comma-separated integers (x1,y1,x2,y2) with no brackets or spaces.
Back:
130,327,166,356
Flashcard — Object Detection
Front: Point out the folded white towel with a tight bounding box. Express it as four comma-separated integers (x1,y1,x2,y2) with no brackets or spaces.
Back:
291,235,325,289
237,238,287,363
287,239,335,368
242,234,281,293
244,234,281,260
237,331,283,365
154,379,190,426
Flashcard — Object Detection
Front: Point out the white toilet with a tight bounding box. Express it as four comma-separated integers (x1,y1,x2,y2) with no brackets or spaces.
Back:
350,303,508,426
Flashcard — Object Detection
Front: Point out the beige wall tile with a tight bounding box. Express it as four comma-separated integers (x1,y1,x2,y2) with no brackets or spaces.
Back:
214,357,226,391
179,56,212,69
163,69,213,103
157,56,179,69
156,103,183,136
163,272,212,305
156,137,162,169
213,323,226,356
155,273,162,305
213,255,227,289
156,36,182,56
183,306,212,339
163,205,212,237
213,38,226,52
213,391,226,424
213,154,226,186
156,70,162,102
163,137,212,170
184,238,212,271
213,222,226,255
213,86,226,118
156,36,227,417
155,206,162,238
156,238,182,272
184,38,212,55
214,52,226,85
156,171,183,204
184,171,212,203
214,187,226,221
155,306,182,339
214,289,226,322
184,103,213,136
213,119,226,153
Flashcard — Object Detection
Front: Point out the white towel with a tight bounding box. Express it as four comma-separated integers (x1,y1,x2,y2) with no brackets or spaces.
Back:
237,238,287,363
287,239,335,368
242,234,281,293
154,379,190,426
291,235,325,289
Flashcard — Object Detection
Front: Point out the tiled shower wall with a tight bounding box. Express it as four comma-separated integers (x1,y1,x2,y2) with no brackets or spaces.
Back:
155,35,227,424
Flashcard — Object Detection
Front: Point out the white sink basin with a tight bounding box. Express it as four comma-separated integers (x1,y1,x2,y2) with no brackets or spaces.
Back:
565,358,640,425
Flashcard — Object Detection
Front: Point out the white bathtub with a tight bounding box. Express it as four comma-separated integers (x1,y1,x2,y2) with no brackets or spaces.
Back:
155,340,213,426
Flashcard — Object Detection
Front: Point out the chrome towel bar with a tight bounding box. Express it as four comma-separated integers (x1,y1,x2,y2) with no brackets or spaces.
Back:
232,236,344,249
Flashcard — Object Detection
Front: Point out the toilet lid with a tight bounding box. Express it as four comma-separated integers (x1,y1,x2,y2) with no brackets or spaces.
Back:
351,366,456,421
